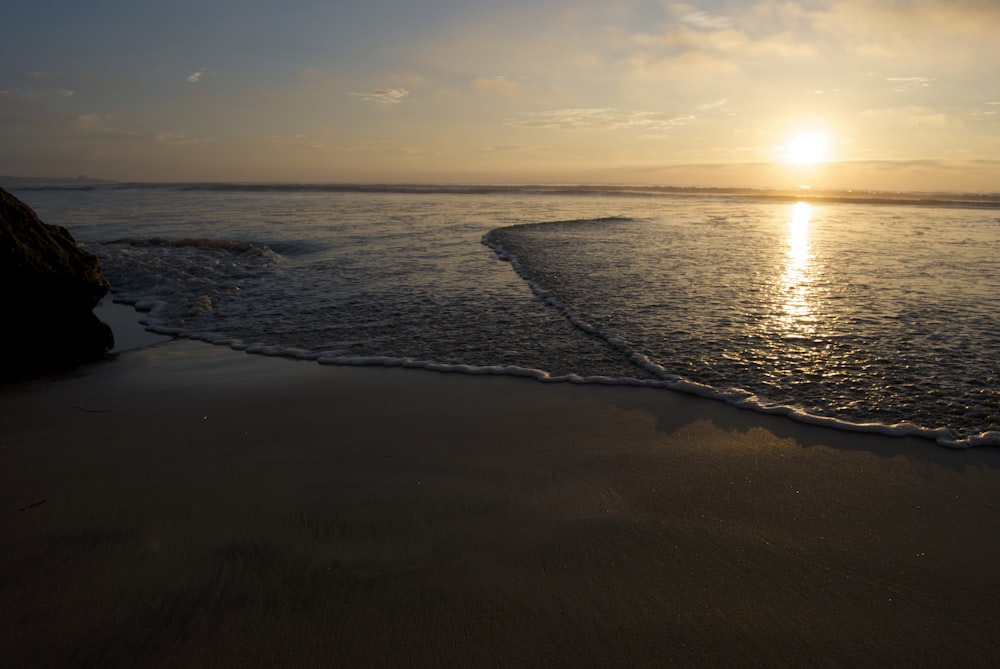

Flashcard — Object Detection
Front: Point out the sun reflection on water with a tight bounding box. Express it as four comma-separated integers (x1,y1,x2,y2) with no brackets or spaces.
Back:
779,201,816,335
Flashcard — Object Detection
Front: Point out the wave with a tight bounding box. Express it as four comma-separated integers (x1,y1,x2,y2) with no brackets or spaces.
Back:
88,235,286,337
481,218,1000,450
106,236,276,256
105,236,339,261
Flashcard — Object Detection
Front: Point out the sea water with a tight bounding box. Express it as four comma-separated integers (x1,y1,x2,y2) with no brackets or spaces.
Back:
9,183,1000,448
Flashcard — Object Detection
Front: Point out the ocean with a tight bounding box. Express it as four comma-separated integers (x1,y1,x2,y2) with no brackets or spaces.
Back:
9,182,1000,448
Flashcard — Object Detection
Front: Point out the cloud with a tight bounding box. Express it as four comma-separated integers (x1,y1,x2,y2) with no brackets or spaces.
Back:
631,24,817,61
625,49,742,81
187,68,206,83
0,87,75,100
861,105,954,127
484,143,536,153
508,108,694,131
809,0,1000,65
349,88,410,104
153,131,212,145
264,134,329,150
60,114,211,146
75,113,114,131
669,4,733,30
638,1,999,75
471,76,521,96
696,98,730,111
886,76,934,92
390,72,425,88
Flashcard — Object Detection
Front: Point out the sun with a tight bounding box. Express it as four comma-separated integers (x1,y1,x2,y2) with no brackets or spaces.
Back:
784,132,830,165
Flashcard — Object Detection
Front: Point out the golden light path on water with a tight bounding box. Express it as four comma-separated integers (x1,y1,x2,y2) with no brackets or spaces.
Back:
777,201,817,339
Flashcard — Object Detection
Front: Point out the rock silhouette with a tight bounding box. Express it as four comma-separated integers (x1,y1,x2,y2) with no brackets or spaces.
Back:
1,187,113,376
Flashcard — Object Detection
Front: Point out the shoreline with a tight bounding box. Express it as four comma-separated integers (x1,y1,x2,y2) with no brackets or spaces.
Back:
3,315,1000,665
93,297,172,353
99,298,995,449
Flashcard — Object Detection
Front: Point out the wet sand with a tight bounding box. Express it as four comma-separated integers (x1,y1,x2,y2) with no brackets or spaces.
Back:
3,315,1000,667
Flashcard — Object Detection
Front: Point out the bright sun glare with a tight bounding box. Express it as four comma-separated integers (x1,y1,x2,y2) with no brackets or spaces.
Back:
785,132,830,165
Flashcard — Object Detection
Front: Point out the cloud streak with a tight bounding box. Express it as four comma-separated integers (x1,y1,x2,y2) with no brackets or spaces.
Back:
886,76,934,92
471,76,520,96
153,131,213,145
350,88,410,104
670,4,733,30
0,88,74,100
508,108,694,131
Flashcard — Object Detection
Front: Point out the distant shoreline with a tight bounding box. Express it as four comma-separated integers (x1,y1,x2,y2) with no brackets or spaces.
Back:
6,178,998,209
0,175,115,186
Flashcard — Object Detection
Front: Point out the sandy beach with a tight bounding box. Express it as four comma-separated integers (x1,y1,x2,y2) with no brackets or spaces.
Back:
3,305,1000,667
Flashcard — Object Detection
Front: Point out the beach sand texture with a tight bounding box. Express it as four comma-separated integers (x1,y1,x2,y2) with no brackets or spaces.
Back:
3,316,1000,667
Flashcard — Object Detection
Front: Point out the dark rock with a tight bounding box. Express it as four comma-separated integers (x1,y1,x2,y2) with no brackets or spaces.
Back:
1,187,113,376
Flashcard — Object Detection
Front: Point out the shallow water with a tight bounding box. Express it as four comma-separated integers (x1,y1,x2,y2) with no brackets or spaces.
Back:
12,183,1000,446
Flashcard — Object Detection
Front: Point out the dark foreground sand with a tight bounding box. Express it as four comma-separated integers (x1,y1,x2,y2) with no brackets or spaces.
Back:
3,312,1000,667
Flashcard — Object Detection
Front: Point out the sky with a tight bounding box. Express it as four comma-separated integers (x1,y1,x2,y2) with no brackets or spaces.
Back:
2,0,999,191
